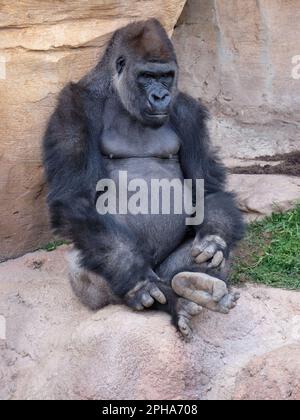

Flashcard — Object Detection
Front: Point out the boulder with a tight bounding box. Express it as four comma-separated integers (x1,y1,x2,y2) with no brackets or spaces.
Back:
0,246,299,400
228,174,300,220
0,0,186,261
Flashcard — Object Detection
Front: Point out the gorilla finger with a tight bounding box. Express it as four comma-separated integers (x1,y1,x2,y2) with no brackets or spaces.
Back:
227,298,238,309
191,239,210,257
219,294,239,311
195,248,215,264
141,293,154,308
208,251,224,268
233,292,241,301
178,316,193,340
191,244,204,258
180,300,203,316
217,306,230,314
205,300,229,314
130,301,144,311
211,280,228,302
149,285,167,304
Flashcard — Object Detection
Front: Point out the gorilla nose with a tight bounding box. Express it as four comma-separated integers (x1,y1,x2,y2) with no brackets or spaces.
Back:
149,90,171,113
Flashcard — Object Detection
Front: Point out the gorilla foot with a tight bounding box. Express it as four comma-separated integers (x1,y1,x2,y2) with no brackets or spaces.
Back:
176,298,202,341
172,272,240,314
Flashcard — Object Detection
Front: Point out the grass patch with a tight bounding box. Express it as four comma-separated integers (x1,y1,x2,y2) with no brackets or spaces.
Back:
42,239,69,252
232,204,300,289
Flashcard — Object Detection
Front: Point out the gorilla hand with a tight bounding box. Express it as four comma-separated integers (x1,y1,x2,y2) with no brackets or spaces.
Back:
125,270,167,311
191,235,227,269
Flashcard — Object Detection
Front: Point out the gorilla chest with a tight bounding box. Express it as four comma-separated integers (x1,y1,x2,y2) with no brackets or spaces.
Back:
101,124,181,161
100,124,183,181
100,124,187,261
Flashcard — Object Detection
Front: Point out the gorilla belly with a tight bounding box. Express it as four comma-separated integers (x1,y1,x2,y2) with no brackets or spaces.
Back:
104,157,188,264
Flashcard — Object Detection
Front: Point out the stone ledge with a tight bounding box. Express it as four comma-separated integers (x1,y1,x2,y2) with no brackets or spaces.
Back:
0,246,299,400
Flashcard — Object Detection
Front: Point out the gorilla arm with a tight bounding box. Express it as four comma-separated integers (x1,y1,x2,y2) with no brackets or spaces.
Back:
43,83,165,308
171,93,245,268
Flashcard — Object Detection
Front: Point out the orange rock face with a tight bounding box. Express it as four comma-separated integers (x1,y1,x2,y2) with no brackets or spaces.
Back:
0,0,186,261
173,0,300,160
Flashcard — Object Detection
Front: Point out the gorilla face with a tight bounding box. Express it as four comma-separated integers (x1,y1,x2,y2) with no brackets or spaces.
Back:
114,57,178,127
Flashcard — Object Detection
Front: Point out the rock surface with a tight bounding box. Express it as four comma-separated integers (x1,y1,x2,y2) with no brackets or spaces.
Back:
172,0,300,220
233,345,300,400
228,174,300,220
0,246,299,400
0,0,186,261
173,0,300,160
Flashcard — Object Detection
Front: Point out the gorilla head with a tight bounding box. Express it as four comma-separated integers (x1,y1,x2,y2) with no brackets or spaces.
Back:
110,19,178,127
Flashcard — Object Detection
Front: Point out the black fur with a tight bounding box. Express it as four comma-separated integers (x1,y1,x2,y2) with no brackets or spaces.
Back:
43,19,245,324
170,93,245,249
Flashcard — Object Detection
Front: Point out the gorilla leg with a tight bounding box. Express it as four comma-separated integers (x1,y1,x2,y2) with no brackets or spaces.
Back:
68,248,120,310
67,243,238,340
154,238,239,337
156,238,230,284
67,247,198,339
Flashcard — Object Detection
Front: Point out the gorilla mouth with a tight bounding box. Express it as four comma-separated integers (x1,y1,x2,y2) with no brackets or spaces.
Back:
145,112,168,119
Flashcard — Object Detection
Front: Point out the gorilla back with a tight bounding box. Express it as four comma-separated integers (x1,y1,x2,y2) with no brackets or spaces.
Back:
43,19,245,339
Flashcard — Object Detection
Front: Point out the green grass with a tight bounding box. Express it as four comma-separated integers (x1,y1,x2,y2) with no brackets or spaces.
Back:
232,204,300,289
42,239,69,252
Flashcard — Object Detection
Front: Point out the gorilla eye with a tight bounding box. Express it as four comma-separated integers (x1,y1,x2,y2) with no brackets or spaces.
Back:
141,72,154,79
116,56,126,75
162,72,175,82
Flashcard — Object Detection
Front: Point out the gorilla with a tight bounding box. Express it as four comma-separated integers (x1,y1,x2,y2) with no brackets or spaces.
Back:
43,19,244,339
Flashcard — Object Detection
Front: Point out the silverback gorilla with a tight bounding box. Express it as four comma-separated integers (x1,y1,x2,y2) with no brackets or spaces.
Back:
43,19,244,339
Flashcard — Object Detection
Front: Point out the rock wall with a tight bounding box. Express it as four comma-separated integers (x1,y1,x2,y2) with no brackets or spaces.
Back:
0,0,186,261
173,0,300,219
1,0,300,260
173,0,300,161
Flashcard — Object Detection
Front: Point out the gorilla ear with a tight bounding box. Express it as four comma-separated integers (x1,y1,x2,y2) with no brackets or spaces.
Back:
116,56,126,75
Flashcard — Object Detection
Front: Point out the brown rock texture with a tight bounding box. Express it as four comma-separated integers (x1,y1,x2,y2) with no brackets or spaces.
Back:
0,0,186,261
228,174,300,220
173,0,300,160
0,246,299,400
233,345,300,400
